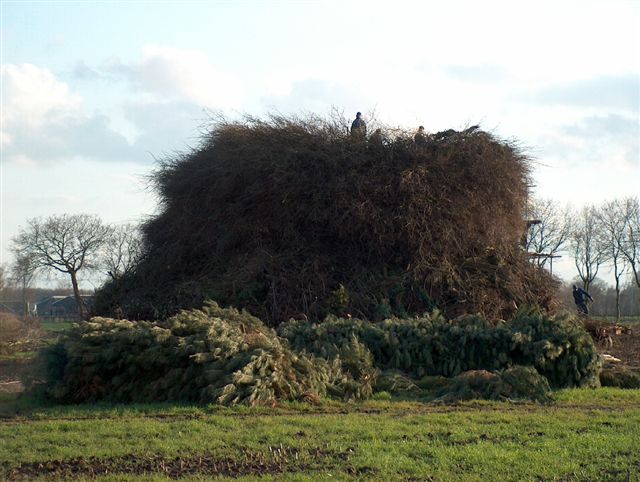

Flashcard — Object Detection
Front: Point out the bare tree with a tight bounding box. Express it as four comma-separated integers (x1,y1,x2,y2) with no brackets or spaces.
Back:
570,205,606,293
617,197,640,290
0,264,6,293
524,198,573,268
11,214,111,319
10,254,38,316
102,223,143,281
597,200,628,322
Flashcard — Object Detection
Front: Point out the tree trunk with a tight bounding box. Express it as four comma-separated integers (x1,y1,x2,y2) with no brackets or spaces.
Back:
614,275,621,323
632,266,640,290
69,270,85,319
21,283,27,318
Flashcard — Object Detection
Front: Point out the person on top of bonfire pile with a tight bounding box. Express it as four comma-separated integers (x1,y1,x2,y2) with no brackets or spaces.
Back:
572,284,594,315
350,112,366,139
369,128,384,147
414,125,428,147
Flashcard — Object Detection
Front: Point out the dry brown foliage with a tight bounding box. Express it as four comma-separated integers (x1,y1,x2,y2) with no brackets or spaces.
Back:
95,113,558,324
0,313,44,358
0,313,23,342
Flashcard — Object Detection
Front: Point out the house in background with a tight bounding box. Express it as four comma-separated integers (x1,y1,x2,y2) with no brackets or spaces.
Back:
36,295,94,319
35,296,68,317
0,301,34,317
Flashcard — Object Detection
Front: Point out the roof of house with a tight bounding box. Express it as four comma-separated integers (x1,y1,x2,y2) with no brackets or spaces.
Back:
37,295,94,306
51,296,94,306
0,301,22,314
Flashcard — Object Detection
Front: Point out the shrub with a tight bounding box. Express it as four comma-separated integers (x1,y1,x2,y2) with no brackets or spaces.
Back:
279,308,600,388
499,365,553,402
435,366,552,403
0,313,23,343
508,310,601,388
371,391,392,401
40,302,372,406
40,304,598,406
599,367,640,389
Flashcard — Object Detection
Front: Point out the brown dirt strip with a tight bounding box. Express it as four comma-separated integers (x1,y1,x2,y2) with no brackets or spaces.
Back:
0,360,36,384
0,381,23,394
602,331,640,369
1,446,363,480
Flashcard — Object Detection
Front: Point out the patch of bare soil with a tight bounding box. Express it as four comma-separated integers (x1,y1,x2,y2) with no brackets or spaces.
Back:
1,446,364,481
593,327,640,369
0,360,36,395
0,360,34,383
0,380,23,394
604,332,640,369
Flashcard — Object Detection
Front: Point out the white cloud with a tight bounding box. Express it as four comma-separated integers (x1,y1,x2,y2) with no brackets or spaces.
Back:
123,100,208,157
1,63,82,130
533,114,640,171
109,45,244,109
532,114,639,205
1,63,136,164
1,63,82,148
260,78,370,119
533,75,640,113
0,57,231,166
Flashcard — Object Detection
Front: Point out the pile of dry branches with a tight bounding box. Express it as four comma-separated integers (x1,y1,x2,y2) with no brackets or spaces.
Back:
95,113,558,324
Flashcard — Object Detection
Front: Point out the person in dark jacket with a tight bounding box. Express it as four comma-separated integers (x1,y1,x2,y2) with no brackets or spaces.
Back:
350,112,366,139
572,284,593,315
414,126,428,147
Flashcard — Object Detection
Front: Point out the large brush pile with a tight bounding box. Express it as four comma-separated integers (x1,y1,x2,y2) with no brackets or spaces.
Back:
95,113,557,324
38,304,599,406
279,308,601,388
41,303,375,405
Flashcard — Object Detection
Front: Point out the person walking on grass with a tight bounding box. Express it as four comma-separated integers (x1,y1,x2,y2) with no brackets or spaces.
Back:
573,284,593,315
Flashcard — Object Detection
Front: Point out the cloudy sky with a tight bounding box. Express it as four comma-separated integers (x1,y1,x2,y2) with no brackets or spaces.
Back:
1,0,639,286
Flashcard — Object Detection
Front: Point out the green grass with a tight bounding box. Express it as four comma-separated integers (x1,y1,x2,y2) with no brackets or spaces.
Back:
39,321,74,333
0,350,37,362
1,389,639,481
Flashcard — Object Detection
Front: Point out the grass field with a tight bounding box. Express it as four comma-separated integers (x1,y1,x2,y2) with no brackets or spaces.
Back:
39,321,75,333
1,389,639,481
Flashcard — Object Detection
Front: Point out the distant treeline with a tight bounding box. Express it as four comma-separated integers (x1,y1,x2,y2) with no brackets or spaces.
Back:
557,282,639,318
526,197,639,320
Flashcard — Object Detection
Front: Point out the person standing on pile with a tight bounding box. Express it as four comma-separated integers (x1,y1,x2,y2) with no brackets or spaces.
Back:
369,128,384,147
350,112,366,139
572,284,593,315
414,126,428,147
